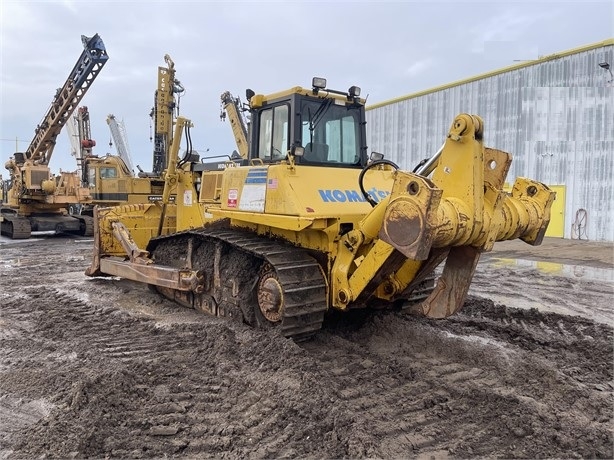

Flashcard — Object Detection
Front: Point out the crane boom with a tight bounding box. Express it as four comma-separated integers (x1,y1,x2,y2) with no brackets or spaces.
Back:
24,34,109,166
67,106,97,184
220,91,249,159
107,114,134,174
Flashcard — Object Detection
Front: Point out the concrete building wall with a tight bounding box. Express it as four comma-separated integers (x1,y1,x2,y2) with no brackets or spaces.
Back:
366,40,614,242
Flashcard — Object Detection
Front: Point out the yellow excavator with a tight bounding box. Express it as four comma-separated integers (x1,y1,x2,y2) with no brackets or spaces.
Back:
1,34,108,239
86,77,554,339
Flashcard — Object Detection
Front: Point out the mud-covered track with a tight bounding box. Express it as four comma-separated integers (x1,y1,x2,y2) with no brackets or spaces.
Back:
151,227,329,339
203,229,328,338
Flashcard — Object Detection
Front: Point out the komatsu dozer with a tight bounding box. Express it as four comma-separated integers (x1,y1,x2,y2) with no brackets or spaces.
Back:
86,78,555,340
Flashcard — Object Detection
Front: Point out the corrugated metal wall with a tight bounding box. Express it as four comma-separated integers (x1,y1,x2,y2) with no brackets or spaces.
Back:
366,42,614,241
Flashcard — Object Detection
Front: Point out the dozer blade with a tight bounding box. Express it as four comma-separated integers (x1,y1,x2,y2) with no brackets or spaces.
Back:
408,245,480,318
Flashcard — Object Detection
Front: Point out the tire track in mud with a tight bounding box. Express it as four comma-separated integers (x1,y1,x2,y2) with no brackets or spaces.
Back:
1,237,613,459
0,275,349,459
302,302,613,459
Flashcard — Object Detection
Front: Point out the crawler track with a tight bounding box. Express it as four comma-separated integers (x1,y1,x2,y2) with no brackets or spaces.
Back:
0,213,31,239
149,227,328,339
73,215,94,237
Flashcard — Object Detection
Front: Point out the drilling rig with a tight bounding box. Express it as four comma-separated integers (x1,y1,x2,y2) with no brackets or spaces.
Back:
148,54,185,177
66,106,96,186
65,55,184,216
1,34,109,239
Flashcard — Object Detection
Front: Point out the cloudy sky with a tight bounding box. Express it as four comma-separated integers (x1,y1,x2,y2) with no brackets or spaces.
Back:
1,0,613,174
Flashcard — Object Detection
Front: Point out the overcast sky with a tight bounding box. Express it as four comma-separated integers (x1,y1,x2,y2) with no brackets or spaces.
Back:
1,0,613,174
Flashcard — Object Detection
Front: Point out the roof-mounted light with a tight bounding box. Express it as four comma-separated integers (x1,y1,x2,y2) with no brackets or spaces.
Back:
291,145,305,157
348,85,361,97
369,151,384,162
312,77,327,90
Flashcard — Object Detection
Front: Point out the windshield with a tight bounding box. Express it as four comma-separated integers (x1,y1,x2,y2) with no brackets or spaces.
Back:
300,100,361,165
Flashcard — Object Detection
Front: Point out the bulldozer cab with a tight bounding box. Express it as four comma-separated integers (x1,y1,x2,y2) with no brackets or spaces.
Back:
248,78,367,168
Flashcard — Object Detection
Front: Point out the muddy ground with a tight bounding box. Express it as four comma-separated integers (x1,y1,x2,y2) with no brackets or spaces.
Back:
0,235,612,459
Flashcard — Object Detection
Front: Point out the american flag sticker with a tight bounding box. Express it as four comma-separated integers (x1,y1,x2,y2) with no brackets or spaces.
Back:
267,178,278,189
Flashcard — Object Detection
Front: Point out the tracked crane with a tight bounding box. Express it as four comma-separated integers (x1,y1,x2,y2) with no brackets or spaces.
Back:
1,33,109,239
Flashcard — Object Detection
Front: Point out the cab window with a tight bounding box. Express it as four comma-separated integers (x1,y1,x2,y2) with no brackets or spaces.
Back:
88,168,96,187
257,104,289,160
300,101,360,165
100,167,117,179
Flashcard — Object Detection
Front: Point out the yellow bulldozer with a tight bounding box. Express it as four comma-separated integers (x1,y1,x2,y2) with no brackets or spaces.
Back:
86,77,554,340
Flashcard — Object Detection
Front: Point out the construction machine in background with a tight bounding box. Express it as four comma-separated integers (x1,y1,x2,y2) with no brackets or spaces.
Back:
220,91,250,158
148,54,185,177
62,55,185,217
86,78,554,340
66,105,98,215
65,106,140,216
66,106,97,186
79,148,167,217
1,34,109,239
80,54,184,211
106,114,135,174
65,105,168,217
67,107,136,187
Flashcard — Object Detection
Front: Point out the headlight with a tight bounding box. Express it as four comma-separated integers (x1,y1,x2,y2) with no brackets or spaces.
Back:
369,151,384,162
348,85,361,97
312,77,327,90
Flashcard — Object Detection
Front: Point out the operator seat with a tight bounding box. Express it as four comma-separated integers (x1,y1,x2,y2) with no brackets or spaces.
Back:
304,142,329,162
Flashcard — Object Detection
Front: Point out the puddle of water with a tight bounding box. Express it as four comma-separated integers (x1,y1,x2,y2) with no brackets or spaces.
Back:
0,234,93,245
487,257,614,283
2,259,20,267
473,257,614,326
482,291,613,326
